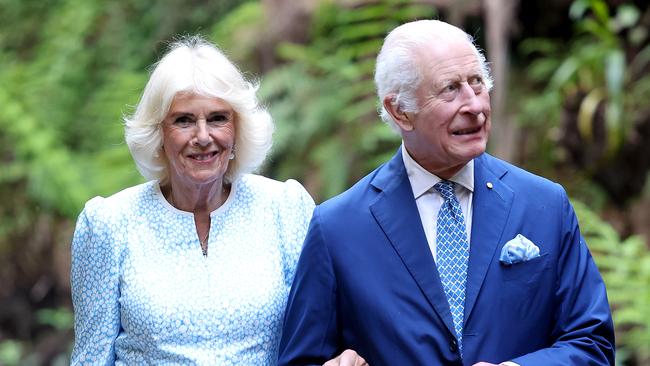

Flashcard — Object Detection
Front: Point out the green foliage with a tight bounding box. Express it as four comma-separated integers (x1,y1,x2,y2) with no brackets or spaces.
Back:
0,340,22,366
211,1,265,72
1,1,138,220
517,0,650,161
574,200,650,364
248,0,436,200
36,307,74,331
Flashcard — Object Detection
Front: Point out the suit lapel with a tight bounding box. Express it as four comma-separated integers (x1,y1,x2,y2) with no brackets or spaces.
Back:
369,151,456,336
463,153,514,324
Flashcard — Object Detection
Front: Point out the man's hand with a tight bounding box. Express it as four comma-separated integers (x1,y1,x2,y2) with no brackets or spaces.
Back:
323,349,368,366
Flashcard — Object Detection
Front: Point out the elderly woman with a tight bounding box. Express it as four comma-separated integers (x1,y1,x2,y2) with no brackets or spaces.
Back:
70,36,314,364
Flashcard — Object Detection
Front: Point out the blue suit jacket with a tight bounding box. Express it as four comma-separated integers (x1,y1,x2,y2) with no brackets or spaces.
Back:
279,151,614,365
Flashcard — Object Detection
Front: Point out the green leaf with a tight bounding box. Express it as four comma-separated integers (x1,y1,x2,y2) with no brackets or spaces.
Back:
577,88,605,141
36,308,74,331
613,4,639,30
591,0,611,26
549,57,579,90
569,0,590,20
605,50,625,97
0,340,22,366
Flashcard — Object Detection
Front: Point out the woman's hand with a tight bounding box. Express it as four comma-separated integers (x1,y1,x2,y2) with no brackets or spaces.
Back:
323,349,368,366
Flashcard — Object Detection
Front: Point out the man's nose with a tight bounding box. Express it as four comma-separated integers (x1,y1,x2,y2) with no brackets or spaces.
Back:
459,83,486,115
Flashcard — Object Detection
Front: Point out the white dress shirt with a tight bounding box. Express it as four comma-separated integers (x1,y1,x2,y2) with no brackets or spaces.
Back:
401,144,474,262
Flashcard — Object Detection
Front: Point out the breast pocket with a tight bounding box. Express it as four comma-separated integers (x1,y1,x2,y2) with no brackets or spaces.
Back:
497,253,554,322
500,253,550,284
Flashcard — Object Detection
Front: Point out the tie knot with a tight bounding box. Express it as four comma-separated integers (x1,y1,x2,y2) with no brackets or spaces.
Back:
434,180,456,201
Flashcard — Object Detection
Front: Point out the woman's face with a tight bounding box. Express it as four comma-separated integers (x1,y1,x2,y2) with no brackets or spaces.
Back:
161,93,236,188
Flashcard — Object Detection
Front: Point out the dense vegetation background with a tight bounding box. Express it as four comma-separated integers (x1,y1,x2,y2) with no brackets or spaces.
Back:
1,0,649,364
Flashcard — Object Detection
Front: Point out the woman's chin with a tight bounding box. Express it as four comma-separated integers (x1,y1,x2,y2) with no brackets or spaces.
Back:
171,169,228,188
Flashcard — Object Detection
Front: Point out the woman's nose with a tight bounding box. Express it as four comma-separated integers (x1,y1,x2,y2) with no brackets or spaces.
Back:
194,120,211,146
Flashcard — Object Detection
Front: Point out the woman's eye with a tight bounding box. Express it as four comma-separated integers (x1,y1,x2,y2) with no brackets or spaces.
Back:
174,116,193,126
208,114,229,124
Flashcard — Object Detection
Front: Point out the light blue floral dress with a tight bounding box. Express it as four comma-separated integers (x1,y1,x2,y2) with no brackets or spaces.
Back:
70,175,314,365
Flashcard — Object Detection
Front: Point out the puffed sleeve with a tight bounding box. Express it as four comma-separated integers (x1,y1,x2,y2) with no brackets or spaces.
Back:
277,179,315,287
70,197,121,365
278,207,340,365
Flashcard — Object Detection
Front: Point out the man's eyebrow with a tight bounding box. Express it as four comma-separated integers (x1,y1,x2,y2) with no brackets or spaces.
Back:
436,76,461,87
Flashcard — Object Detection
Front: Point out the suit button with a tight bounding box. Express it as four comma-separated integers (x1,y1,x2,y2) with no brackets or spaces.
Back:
449,338,458,353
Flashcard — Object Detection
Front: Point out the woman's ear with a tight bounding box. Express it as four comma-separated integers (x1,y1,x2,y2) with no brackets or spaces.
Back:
383,94,414,131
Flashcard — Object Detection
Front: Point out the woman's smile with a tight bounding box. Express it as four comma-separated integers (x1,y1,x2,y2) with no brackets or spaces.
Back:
187,150,219,162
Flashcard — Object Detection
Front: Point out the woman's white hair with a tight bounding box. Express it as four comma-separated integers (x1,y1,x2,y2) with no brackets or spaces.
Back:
124,35,273,184
374,20,493,132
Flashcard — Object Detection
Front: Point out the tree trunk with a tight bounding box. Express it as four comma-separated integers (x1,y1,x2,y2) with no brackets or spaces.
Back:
484,0,519,163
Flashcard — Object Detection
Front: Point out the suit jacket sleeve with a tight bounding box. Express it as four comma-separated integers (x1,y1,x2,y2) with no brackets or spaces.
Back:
279,207,341,365
510,188,615,365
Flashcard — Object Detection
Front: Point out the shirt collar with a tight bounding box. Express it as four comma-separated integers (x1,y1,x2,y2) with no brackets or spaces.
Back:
401,144,474,199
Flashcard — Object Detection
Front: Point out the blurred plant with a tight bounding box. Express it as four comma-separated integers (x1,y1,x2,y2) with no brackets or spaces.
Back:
0,340,22,366
515,0,650,206
574,199,650,364
0,0,246,364
36,308,73,331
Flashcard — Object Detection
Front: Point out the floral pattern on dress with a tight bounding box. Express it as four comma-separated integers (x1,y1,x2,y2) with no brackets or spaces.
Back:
70,175,314,365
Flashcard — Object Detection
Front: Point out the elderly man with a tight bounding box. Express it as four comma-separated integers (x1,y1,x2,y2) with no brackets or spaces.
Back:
278,20,614,366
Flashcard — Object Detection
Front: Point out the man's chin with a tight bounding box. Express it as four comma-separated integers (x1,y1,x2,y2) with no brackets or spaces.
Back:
455,145,487,162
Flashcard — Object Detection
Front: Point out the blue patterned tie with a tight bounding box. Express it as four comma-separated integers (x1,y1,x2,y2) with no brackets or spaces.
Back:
434,180,469,354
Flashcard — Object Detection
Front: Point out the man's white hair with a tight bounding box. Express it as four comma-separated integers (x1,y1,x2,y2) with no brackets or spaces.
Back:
374,20,493,132
124,36,273,184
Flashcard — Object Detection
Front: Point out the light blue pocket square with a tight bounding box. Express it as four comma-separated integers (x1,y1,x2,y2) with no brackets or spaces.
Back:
499,234,540,265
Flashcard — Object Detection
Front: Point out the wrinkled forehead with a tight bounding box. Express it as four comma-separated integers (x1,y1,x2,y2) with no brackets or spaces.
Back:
386,22,478,70
418,39,480,73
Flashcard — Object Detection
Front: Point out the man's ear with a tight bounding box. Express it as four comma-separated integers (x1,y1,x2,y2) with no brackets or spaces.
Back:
383,94,414,131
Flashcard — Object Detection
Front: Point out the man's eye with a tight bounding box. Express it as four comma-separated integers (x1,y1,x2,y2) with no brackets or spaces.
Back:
469,76,483,85
443,84,457,93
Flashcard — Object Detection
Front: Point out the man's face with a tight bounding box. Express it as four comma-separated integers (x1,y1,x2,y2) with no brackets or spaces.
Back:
401,39,491,179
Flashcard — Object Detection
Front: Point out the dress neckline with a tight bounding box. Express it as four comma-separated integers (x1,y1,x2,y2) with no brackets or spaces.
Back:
153,179,238,218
